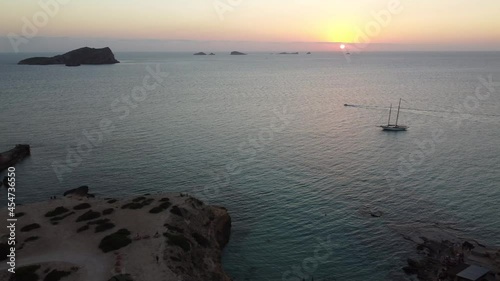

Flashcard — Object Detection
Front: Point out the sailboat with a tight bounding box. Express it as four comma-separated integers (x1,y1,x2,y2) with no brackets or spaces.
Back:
379,98,408,131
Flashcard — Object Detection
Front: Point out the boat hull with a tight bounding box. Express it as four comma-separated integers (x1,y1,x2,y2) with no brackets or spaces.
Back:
380,125,408,131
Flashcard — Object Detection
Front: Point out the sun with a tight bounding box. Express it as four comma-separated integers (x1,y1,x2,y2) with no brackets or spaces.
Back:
340,44,346,50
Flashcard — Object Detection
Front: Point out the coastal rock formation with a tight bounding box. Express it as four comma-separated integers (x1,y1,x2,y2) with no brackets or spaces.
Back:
230,51,246,55
209,53,215,55
0,144,30,172
279,52,299,54
0,191,232,281
63,185,91,197
194,52,207,55
396,224,500,280
18,47,119,66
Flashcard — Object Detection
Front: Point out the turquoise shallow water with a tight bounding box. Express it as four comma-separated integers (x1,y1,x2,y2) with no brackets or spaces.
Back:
1,52,499,280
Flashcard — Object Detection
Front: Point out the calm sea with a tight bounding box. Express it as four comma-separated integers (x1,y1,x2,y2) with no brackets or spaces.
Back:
1,51,499,280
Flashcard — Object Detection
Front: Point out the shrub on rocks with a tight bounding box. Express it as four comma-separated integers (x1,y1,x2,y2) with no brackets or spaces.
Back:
99,229,132,253
45,207,69,217
76,210,101,222
10,265,40,281
95,222,115,233
77,225,89,233
164,232,191,252
73,203,91,210
102,208,114,215
21,223,41,232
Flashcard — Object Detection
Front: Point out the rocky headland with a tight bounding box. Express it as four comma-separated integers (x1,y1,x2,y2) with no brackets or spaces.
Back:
18,47,119,67
395,223,500,280
0,144,30,173
0,189,232,281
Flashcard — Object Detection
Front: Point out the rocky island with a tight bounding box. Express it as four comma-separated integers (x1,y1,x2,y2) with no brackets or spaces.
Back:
193,52,207,55
279,52,299,55
18,47,119,67
230,51,246,55
0,189,232,281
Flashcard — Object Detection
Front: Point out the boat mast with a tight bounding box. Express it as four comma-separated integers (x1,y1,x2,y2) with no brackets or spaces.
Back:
387,103,392,125
395,98,402,126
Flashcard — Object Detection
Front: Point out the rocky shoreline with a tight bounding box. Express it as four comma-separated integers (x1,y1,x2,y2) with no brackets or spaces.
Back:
0,189,232,281
0,144,30,173
398,224,500,280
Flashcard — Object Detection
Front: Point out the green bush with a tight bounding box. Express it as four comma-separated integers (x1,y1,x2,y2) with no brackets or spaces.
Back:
25,236,39,243
10,264,40,281
149,201,172,214
170,206,183,217
50,212,75,222
102,208,114,215
192,232,210,247
87,219,110,225
45,207,69,217
0,243,8,261
21,223,41,232
15,212,26,218
75,210,101,222
164,223,184,233
43,269,71,281
149,207,163,214
159,201,172,209
121,202,144,209
98,229,132,253
95,222,115,233
164,232,191,252
132,196,146,202
77,225,89,233
73,203,91,210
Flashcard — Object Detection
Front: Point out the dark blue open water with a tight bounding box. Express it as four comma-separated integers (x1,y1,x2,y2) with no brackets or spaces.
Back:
1,52,499,280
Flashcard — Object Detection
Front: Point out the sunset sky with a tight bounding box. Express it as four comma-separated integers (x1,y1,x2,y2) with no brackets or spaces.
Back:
1,0,499,52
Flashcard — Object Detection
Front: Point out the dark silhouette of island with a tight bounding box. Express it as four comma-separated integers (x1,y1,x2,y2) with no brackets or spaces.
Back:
194,52,207,55
18,47,119,66
307,52,311,54
230,51,246,55
279,52,299,55
209,53,215,55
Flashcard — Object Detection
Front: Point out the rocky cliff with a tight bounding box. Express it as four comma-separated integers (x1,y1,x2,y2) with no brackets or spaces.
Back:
0,191,232,281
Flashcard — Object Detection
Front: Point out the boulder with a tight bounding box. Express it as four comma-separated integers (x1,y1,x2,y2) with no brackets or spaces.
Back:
18,47,119,66
63,185,91,197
